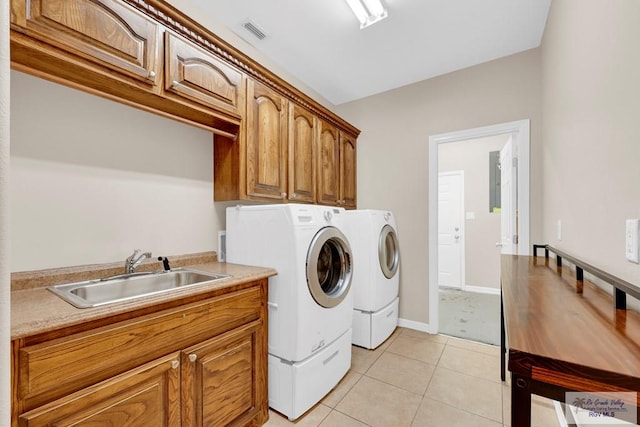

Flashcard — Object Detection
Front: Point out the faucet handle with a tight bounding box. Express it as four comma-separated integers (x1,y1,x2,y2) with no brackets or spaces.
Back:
158,256,171,271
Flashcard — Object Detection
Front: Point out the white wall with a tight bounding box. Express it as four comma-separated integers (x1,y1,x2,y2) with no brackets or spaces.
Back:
541,0,640,285
439,134,510,290
336,49,542,326
10,71,228,271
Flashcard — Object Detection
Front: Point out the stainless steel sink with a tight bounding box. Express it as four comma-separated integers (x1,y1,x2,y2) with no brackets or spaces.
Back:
48,268,230,308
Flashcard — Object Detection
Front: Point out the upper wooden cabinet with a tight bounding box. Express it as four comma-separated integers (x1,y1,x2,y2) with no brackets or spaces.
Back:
10,0,359,205
12,0,161,89
288,103,317,204
10,0,241,136
317,123,358,208
165,32,245,119
317,120,341,206
340,132,357,209
214,99,353,207
245,79,288,200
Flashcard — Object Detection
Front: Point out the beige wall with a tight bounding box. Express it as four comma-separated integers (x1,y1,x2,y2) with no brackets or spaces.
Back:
541,0,640,285
439,134,511,291
336,49,542,326
10,71,234,271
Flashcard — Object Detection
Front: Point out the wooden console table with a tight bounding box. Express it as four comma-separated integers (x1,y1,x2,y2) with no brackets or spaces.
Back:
501,251,640,426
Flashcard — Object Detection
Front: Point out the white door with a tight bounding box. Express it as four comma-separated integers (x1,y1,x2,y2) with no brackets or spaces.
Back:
438,171,464,289
499,137,518,255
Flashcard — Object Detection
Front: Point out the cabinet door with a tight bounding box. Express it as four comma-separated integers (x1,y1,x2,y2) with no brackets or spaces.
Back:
340,132,357,208
165,32,245,117
246,79,288,200
20,0,160,87
18,353,181,427
182,321,266,427
317,120,340,206
288,103,317,203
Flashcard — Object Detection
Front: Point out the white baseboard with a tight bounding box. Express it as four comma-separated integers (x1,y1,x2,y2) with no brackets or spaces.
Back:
463,285,501,295
398,318,437,334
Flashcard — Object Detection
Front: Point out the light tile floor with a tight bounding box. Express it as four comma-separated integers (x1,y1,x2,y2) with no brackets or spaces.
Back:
264,327,560,427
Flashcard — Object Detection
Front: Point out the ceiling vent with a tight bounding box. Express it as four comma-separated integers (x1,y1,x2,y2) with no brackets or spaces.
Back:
241,20,267,41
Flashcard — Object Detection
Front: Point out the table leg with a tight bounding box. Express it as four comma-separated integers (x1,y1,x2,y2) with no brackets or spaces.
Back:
511,374,532,427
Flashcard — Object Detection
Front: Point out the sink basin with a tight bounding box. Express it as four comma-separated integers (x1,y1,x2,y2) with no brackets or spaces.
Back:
48,268,230,308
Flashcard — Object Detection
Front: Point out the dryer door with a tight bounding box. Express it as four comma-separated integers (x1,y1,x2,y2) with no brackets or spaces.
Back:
379,224,400,279
307,227,352,308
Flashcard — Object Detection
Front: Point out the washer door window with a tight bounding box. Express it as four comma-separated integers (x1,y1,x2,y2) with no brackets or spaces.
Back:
307,227,352,308
379,224,399,279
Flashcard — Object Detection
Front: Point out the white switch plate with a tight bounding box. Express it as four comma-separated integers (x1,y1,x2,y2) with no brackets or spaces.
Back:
557,220,562,241
626,219,639,263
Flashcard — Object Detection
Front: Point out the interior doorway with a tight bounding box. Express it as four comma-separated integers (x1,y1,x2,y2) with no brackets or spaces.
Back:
428,119,530,335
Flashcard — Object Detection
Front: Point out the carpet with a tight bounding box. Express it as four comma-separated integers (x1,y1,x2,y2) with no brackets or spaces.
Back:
438,288,501,346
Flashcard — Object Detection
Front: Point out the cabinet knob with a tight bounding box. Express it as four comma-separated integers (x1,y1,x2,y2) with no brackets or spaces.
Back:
171,360,180,369
281,192,286,198
188,353,197,363
148,70,156,78
291,193,297,199
172,80,180,87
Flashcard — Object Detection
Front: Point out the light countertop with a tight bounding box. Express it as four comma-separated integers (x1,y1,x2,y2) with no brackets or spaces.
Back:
12,261,276,340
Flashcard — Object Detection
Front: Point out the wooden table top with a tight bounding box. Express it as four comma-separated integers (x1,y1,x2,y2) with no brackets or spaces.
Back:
501,255,640,385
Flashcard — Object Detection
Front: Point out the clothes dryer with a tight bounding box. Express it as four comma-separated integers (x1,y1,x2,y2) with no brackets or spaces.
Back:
345,210,400,349
226,204,353,420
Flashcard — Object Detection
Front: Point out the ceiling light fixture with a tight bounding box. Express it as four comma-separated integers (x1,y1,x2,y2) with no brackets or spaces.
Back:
345,0,388,29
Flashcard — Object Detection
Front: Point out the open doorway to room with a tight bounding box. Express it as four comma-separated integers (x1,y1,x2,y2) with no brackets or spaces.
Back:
428,120,530,345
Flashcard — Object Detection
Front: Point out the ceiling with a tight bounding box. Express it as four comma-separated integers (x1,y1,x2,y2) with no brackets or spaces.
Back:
191,0,551,105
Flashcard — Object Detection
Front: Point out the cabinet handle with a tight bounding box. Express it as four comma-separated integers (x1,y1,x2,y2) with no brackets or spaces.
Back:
189,353,197,363
291,193,297,199
281,192,286,198
172,80,180,87
148,70,156,78
171,360,180,369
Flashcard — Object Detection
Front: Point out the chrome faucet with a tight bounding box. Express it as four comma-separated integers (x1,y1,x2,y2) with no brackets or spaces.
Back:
125,249,152,274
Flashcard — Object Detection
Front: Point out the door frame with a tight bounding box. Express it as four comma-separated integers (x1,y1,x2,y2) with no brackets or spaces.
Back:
428,119,530,333
437,170,465,290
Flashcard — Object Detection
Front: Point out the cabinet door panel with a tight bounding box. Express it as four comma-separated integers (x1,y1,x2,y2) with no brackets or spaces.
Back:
317,120,340,205
288,103,316,203
182,321,264,427
165,32,244,116
19,353,181,427
246,80,288,200
340,132,357,208
23,0,159,86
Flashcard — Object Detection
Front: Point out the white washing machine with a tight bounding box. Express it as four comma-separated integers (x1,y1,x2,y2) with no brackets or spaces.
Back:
226,204,353,420
344,210,400,349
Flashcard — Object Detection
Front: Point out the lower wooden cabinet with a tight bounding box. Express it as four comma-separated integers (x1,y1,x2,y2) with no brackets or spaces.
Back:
19,352,182,426
182,321,263,427
12,280,268,427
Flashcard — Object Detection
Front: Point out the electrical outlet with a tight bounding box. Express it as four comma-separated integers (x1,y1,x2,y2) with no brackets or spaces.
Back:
626,219,639,263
